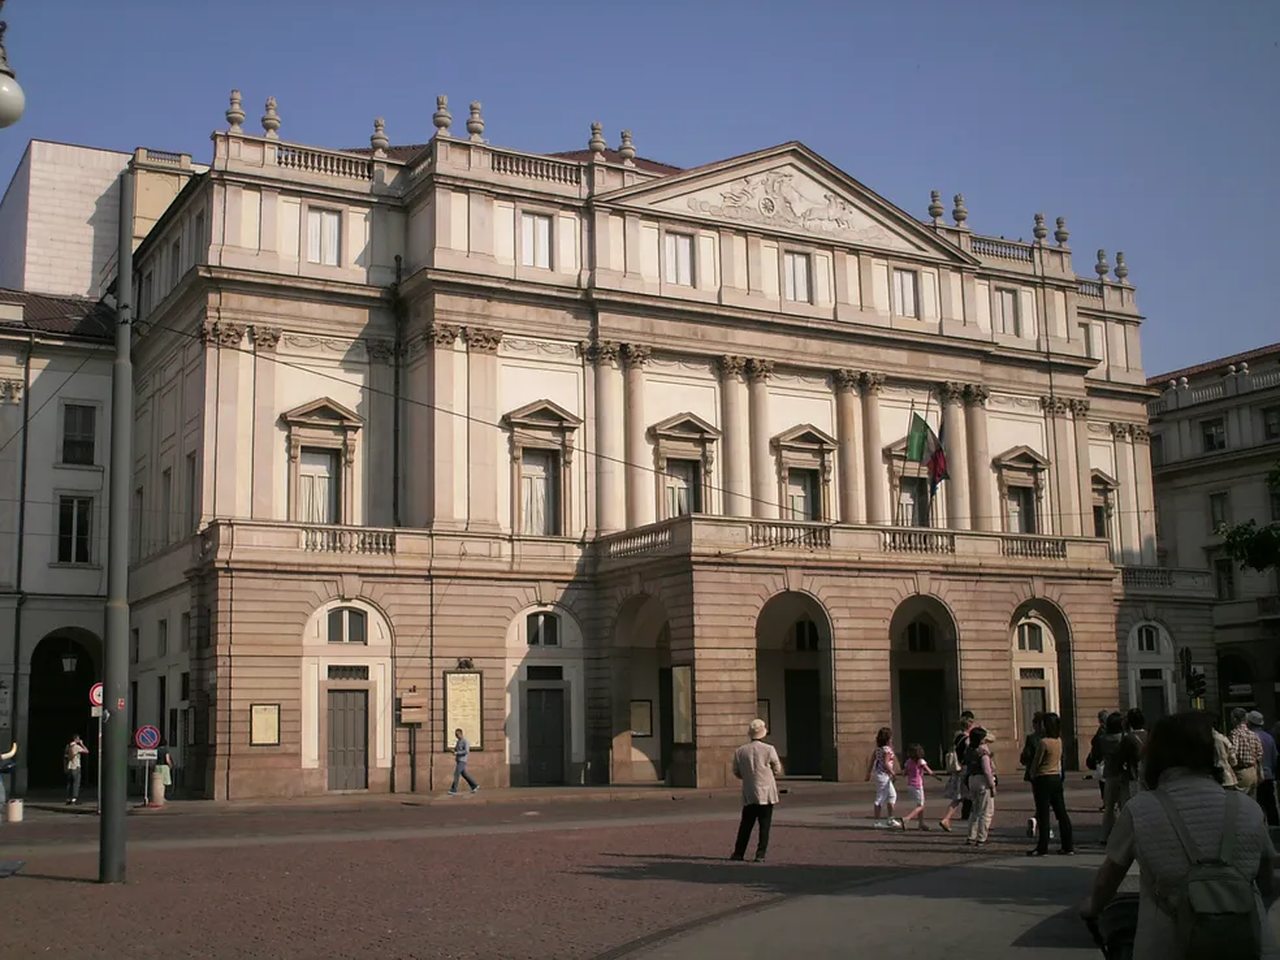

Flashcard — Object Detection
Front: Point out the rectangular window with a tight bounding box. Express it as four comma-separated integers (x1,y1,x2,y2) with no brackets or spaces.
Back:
185,452,199,532
664,233,694,286
57,495,93,564
1079,322,1095,358
1150,433,1164,466
786,468,820,521
160,467,172,547
898,477,930,527
180,611,191,653
61,404,96,465
527,665,563,681
1093,504,1109,540
1263,406,1280,441
796,619,820,652
892,268,919,318
1201,418,1226,453
169,239,181,287
193,212,205,263
1006,486,1037,534
664,459,701,518
130,680,138,733
994,288,1021,336
180,671,191,701
306,208,342,266
130,628,140,665
157,618,168,657
1272,489,1280,522
1137,625,1159,653
1209,492,1230,531
158,675,167,729
783,252,812,303
527,612,559,647
520,449,559,536
520,212,552,269
327,608,367,644
1214,557,1236,601
131,486,144,561
298,449,340,524
140,271,153,320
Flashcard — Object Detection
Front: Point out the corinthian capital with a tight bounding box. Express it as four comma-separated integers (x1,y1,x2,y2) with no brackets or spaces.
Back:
1040,395,1071,418
251,325,281,352
717,355,747,379
832,368,860,392
859,371,885,394
746,358,774,382
937,381,966,405
1110,421,1134,441
463,326,503,353
580,339,620,365
429,323,460,347
963,383,990,407
621,343,652,368
1069,398,1091,417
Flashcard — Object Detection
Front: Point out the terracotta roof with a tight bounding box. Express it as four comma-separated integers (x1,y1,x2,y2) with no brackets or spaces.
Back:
0,288,114,341
1150,340,1280,385
547,149,683,174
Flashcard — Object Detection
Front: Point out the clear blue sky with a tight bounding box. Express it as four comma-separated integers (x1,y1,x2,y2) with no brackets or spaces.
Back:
2,0,1275,375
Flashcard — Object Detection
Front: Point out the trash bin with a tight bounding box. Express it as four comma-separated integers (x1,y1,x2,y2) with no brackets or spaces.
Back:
5,799,22,823
149,767,166,808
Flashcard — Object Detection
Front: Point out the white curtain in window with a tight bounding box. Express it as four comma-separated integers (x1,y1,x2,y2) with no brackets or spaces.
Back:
521,450,555,535
299,450,337,523
784,253,810,302
665,234,693,285
893,270,918,318
307,209,322,264
323,211,340,266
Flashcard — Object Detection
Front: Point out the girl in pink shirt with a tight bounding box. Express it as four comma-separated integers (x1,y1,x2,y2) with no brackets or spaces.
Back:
900,744,940,830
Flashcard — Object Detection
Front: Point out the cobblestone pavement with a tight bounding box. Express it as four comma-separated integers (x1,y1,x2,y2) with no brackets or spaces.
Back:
0,782,1106,960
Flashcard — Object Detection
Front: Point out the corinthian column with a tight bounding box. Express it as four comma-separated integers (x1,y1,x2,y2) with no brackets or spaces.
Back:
717,356,751,517
833,369,865,523
1071,399,1094,537
590,341,625,534
1112,422,1141,563
860,371,887,523
938,382,970,530
964,384,995,531
747,359,777,519
622,343,653,528
430,323,461,527
1132,425,1157,563
1041,396,1081,536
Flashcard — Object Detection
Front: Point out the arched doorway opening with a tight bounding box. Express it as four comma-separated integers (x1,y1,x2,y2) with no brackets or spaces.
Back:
28,629,101,791
755,591,834,778
611,593,673,784
889,596,960,769
1218,653,1255,722
1010,600,1077,767
1126,621,1176,724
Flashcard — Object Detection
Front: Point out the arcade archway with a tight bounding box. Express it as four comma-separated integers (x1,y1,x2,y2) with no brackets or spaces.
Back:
889,596,960,769
27,628,101,790
754,591,834,778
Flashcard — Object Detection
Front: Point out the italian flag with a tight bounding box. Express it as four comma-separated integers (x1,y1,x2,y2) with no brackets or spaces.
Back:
906,413,948,496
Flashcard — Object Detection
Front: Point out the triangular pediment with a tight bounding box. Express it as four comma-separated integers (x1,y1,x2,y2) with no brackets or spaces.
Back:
1091,467,1118,489
280,397,362,428
773,423,837,450
993,445,1050,469
649,412,720,441
502,399,582,429
600,143,978,263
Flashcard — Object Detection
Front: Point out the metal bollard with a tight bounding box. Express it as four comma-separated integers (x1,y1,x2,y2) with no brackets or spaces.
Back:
149,768,166,808
5,799,23,823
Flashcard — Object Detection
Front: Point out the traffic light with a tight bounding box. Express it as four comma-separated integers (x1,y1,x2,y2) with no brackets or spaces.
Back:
1190,671,1207,699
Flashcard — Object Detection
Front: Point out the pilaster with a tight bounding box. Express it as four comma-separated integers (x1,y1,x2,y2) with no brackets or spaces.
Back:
747,359,776,519
860,371,887,523
833,369,865,523
622,343,653,528
1041,395,1081,536
464,326,502,530
589,340,625,533
964,384,995,531
717,355,751,517
938,381,970,530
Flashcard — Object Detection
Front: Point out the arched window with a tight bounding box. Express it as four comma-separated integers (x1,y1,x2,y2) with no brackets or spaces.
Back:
906,620,935,653
1017,621,1044,653
327,607,367,644
1136,624,1159,654
527,612,560,647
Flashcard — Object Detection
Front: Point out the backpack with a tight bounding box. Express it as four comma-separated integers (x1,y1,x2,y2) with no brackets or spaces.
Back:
1152,790,1262,960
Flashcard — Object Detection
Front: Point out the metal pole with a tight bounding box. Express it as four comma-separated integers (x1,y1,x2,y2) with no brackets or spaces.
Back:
99,170,134,883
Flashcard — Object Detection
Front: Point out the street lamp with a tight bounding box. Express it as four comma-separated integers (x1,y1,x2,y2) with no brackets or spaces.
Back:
0,1,25,128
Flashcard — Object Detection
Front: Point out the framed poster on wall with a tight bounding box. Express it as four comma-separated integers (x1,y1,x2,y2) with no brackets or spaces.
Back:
672,664,694,744
249,703,280,746
443,670,483,750
630,700,653,738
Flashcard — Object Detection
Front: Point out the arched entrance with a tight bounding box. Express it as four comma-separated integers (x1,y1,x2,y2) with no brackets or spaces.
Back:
1125,621,1176,723
27,629,101,790
889,596,960,768
1009,600,1077,767
755,592,834,778
611,593,673,784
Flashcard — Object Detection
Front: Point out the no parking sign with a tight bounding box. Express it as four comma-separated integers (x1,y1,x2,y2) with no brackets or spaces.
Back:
133,725,160,750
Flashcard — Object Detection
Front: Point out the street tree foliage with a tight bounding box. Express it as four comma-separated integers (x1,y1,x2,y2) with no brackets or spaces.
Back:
1220,461,1280,573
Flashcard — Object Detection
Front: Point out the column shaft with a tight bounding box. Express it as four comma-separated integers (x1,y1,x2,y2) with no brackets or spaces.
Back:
430,325,461,527
1072,400,1094,540
1132,426,1158,563
593,342,625,534
1113,423,1141,564
623,344,653,528
718,357,751,517
748,360,776,519
861,373,887,523
834,370,865,523
964,385,995,531
939,383,970,530
464,327,502,530
1042,397,1081,536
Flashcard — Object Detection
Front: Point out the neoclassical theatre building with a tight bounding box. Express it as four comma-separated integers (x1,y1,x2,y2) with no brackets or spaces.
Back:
115,93,1213,798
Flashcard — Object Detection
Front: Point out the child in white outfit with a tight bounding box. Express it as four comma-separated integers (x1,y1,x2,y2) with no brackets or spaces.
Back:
866,726,901,828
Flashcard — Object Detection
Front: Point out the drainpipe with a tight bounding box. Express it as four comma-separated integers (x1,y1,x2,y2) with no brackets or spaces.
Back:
388,255,406,794
9,331,33,794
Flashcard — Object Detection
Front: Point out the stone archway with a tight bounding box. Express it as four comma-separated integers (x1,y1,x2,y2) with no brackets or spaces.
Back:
755,591,835,779
610,593,672,784
1009,598,1077,767
889,595,960,769
27,628,101,791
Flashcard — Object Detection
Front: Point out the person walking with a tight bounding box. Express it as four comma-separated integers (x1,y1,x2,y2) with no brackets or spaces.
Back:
447,727,479,796
154,739,174,803
1088,708,1111,810
63,734,88,805
1097,712,1128,842
1020,712,1045,838
940,712,975,830
1214,724,1240,790
1230,707,1264,798
1115,708,1148,795
965,727,997,847
865,726,901,828
1248,711,1278,825
899,744,940,831
730,718,783,862
1026,712,1073,857
954,711,976,821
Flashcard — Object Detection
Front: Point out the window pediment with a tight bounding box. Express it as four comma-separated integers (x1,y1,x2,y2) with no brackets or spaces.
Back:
502,399,583,431
772,423,836,454
649,412,721,444
280,397,363,431
992,445,1049,471
1091,467,1118,491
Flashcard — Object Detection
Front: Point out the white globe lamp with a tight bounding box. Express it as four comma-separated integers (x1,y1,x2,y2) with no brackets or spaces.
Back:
0,3,24,129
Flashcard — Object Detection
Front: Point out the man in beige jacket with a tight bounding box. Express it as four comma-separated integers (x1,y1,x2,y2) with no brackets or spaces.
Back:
731,718,784,862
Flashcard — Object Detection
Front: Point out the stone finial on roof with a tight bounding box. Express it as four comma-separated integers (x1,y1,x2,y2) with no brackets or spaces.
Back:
1241,361,1250,375
951,193,968,227
618,130,636,166
433,95,452,136
261,97,280,139
1054,216,1069,246
1114,251,1129,283
370,117,389,157
1228,364,1237,376
1033,213,1047,243
226,89,246,133
1094,249,1109,279
466,101,485,142
928,190,944,223
588,122,606,157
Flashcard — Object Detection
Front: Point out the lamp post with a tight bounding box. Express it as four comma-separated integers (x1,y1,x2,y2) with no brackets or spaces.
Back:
0,1,26,128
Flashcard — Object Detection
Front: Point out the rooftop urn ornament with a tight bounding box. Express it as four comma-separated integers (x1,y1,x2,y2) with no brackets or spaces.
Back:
1033,212,1048,243
952,193,968,227
1240,361,1250,375
588,121,606,157
928,190,944,223
1114,251,1129,282
0,1,25,129
432,95,452,136
618,129,636,166
370,117,389,156
466,101,484,141
226,89,246,134
1054,216,1069,246
1095,249,1110,279
261,96,281,139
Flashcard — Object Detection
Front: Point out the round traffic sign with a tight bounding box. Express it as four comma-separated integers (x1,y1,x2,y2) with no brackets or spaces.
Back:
134,725,161,749
89,682,103,707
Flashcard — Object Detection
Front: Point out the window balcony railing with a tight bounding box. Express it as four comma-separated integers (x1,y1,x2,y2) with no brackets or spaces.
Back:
301,525,396,555
1119,565,1214,597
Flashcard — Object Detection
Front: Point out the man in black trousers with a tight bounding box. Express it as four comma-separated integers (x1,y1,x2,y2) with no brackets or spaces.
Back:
730,719,783,862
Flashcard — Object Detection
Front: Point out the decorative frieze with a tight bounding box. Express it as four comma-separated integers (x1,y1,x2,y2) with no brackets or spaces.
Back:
0,379,22,404
251,325,281,352
463,326,503,354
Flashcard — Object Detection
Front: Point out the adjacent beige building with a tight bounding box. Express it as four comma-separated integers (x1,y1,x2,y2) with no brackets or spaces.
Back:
4,92,1218,798
1148,343,1280,719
